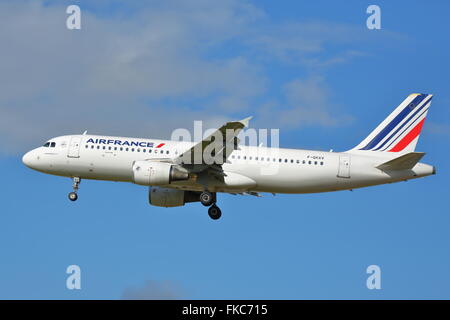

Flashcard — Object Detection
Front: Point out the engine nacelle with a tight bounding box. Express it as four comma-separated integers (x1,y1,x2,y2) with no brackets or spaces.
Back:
148,187,200,207
132,161,189,186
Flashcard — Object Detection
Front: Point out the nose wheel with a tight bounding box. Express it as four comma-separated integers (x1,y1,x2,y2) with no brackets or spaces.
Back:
68,192,78,201
68,177,81,201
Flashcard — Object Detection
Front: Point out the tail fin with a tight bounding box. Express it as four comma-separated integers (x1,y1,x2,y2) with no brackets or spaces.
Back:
350,93,432,154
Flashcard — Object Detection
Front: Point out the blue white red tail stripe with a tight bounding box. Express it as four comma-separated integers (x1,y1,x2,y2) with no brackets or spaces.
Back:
379,102,430,151
388,118,426,152
350,93,432,154
373,95,432,151
359,94,427,150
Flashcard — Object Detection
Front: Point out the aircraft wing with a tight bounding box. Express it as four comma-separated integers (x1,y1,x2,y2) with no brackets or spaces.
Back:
175,116,252,169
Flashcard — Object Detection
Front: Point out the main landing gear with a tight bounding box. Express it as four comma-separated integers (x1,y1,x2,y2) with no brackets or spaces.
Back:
68,177,81,201
208,204,221,220
200,191,221,220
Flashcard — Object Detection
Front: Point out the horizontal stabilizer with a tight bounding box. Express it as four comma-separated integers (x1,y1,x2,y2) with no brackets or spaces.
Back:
376,152,425,171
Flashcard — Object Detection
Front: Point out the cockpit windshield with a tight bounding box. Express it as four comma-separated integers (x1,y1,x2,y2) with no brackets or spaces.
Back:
43,142,56,147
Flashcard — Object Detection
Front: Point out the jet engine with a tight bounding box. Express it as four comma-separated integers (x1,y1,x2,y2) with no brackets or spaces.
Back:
148,187,200,207
132,161,189,186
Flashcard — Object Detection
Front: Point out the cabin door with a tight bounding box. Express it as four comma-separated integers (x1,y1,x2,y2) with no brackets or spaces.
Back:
337,155,351,178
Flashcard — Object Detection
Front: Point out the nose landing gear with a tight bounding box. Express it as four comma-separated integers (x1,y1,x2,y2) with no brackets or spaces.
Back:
68,192,78,201
68,177,81,201
200,191,222,220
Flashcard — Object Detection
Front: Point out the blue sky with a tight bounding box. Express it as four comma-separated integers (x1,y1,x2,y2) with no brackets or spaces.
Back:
1,0,450,299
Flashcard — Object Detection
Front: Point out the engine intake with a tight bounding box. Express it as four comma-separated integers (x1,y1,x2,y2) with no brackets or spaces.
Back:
132,161,189,186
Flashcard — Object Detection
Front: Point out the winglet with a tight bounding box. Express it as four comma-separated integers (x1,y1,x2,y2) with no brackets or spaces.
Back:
239,116,253,128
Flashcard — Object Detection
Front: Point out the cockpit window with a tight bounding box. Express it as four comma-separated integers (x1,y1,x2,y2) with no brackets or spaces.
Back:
43,141,56,147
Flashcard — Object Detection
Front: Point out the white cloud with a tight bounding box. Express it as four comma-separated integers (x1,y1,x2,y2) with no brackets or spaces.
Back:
256,76,353,129
0,0,265,154
246,21,371,67
0,1,397,154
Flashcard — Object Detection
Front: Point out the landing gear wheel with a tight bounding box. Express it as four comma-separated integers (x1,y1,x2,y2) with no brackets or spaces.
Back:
208,205,222,220
68,192,78,201
200,191,215,206
68,177,81,202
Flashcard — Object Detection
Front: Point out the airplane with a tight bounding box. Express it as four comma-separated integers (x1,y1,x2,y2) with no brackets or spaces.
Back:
22,93,435,220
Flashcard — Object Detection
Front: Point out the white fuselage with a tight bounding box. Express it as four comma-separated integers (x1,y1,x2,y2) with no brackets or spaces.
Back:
22,134,435,194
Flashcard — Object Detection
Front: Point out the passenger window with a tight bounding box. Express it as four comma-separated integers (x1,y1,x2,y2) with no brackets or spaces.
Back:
296,160,299,164
320,161,324,165
114,147,117,151
166,150,169,154
97,146,100,149
91,145,94,149
143,149,146,153
149,149,152,153
137,149,140,152
131,148,135,152
291,159,294,163
108,146,112,150
120,147,123,151
308,161,311,165
126,148,129,151
160,150,164,154
302,160,305,164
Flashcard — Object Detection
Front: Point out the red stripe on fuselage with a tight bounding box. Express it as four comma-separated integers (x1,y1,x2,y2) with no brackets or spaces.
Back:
156,143,165,148
388,118,426,152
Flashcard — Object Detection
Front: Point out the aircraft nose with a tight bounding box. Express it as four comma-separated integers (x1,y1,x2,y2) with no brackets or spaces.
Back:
22,151,35,168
